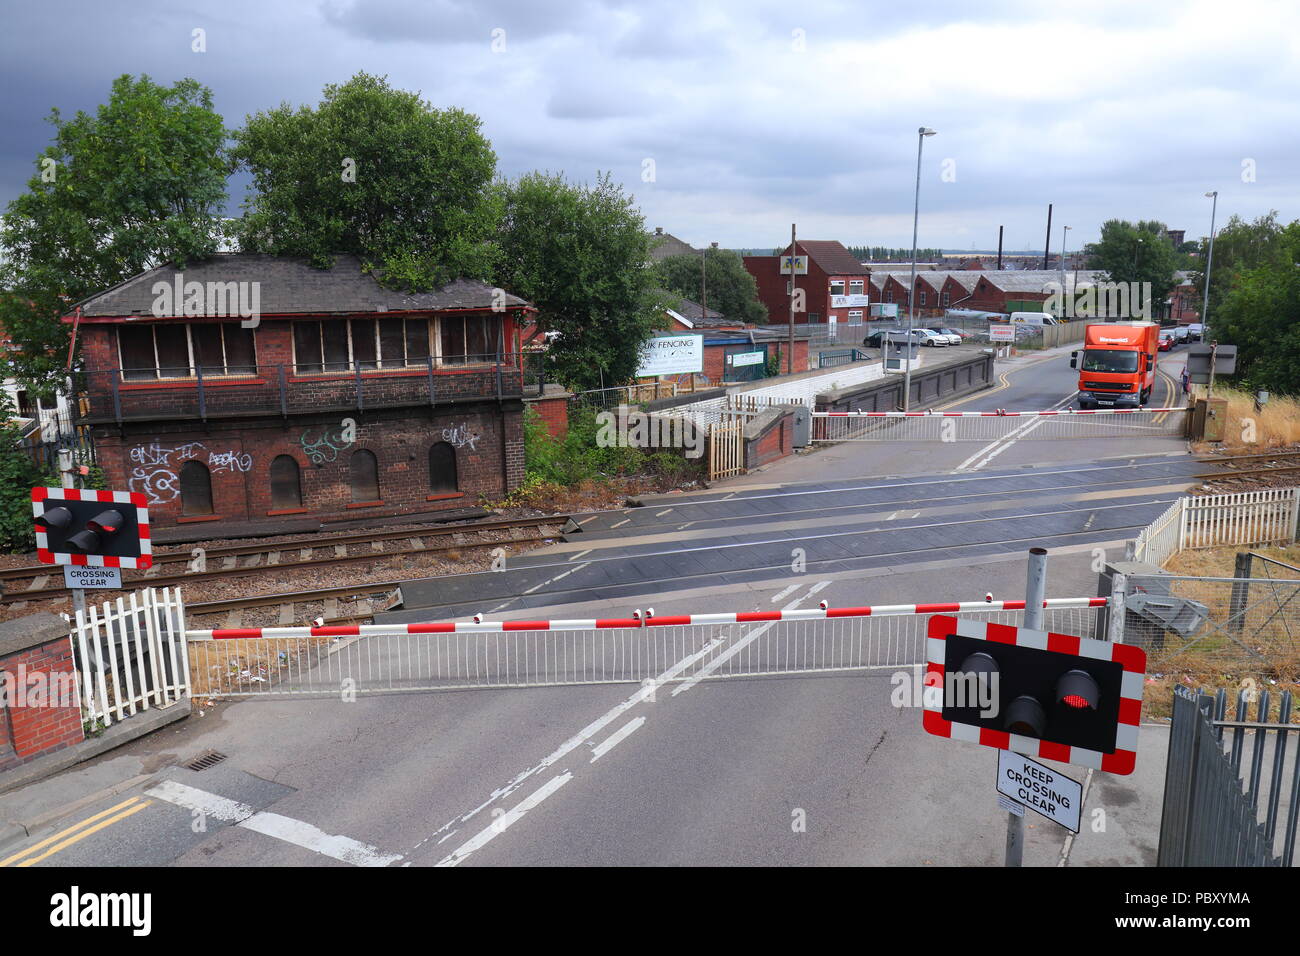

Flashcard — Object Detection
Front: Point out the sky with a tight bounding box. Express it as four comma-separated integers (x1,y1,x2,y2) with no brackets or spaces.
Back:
2,0,1297,254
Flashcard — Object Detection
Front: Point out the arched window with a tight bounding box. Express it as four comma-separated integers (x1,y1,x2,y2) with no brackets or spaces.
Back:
429,442,458,493
270,455,302,509
349,449,380,502
180,460,213,516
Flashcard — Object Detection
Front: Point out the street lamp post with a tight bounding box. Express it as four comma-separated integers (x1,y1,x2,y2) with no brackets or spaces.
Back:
904,127,937,411
1201,191,1219,340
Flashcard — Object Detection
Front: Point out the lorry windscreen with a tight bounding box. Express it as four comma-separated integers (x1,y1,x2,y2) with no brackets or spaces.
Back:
1082,349,1139,373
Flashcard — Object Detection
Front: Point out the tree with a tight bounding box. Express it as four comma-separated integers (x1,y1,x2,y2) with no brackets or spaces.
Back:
1207,220,1300,394
655,249,767,324
1083,219,1181,312
0,394,49,553
233,72,500,290
496,172,665,391
0,75,231,392
1192,211,1286,328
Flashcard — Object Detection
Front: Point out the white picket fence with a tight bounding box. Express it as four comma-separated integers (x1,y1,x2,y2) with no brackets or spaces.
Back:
67,586,190,727
1131,487,1300,566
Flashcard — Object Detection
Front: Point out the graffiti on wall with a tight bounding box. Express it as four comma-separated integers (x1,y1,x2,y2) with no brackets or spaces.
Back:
299,420,357,465
441,423,480,451
127,441,251,504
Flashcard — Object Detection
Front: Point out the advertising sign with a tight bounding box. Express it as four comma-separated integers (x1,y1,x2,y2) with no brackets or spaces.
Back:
637,334,703,377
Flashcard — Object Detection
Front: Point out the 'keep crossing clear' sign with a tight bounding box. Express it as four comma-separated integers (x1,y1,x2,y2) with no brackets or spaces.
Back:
996,750,1082,833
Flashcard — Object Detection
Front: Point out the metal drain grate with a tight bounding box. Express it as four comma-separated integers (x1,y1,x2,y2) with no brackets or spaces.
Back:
184,750,227,772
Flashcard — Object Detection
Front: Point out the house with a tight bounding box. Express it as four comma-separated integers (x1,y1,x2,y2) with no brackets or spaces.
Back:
648,227,699,262
743,240,871,326
67,253,534,528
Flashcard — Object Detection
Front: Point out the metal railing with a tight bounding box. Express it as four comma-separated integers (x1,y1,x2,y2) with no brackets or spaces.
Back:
813,407,1190,442
73,354,536,424
185,598,1107,698
1159,685,1298,866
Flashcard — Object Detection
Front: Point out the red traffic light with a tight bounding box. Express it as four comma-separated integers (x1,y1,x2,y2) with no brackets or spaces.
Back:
1056,670,1100,711
86,510,125,534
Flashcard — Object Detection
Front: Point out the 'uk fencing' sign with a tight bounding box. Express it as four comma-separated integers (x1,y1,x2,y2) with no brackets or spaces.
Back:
637,335,703,377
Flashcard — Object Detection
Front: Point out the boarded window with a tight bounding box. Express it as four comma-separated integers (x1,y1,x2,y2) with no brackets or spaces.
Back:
154,325,191,377
119,326,157,380
294,322,323,373
351,319,378,369
440,316,466,364
349,449,379,502
180,460,214,516
405,319,430,364
322,322,350,372
379,317,407,368
270,455,302,510
193,324,225,374
223,326,257,374
429,442,458,493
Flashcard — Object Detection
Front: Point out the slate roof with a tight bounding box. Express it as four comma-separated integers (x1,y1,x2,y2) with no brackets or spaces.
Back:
73,253,529,318
671,296,724,323
648,230,699,262
784,240,870,276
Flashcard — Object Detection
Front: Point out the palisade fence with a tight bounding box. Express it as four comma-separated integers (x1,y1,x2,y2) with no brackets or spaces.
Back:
1158,686,1298,866
1130,487,1300,567
64,587,190,728
1123,486,1300,866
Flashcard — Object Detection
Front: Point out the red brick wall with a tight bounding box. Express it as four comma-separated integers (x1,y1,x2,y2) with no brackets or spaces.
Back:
526,394,569,438
745,410,794,470
0,637,84,771
93,402,525,527
744,256,834,324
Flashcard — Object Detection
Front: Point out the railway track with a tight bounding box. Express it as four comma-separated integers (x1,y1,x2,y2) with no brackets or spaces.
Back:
1,513,569,606
1192,450,1300,481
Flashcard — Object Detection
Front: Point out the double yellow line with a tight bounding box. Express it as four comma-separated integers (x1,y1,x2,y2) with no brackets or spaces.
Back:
0,797,152,867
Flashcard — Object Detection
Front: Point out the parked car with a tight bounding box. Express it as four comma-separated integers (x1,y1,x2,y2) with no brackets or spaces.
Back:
863,328,911,348
923,326,964,345
1186,323,1205,342
911,329,949,347
1158,331,1174,351
1172,325,1191,342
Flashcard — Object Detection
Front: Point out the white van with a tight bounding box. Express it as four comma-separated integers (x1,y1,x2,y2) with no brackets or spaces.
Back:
1009,311,1060,326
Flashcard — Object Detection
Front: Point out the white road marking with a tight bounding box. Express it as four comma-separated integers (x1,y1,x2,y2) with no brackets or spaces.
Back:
610,519,630,529
412,634,728,854
437,773,573,867
954,393,1074,472
671,581,830,698
770,583,800,602
590,717,645,762
568,549,592,561
241,812,402,867
145,780,401,867
655,509,674,517
522,561,590,595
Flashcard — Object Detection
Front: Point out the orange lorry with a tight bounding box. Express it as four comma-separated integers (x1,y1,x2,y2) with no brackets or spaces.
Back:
1070,322,1160,409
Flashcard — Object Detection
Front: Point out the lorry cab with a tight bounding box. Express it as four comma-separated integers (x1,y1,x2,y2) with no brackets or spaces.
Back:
1069,322,1159,409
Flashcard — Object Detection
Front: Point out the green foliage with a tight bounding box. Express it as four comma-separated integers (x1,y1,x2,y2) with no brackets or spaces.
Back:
1211,220,1300,395
1082,220,1180,306
0,75,231,392
654,249,767,324
496,172,666,391
0,396,51,553
765,349,782,377
1193,211,1286,328
232,72,501,290
520,404,703,489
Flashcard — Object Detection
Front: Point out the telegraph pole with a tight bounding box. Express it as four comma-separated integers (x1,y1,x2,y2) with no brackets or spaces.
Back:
788,224,797,375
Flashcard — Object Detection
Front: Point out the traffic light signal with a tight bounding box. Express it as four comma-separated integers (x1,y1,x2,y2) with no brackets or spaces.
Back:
923,615,1145,775
31,488,152,569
